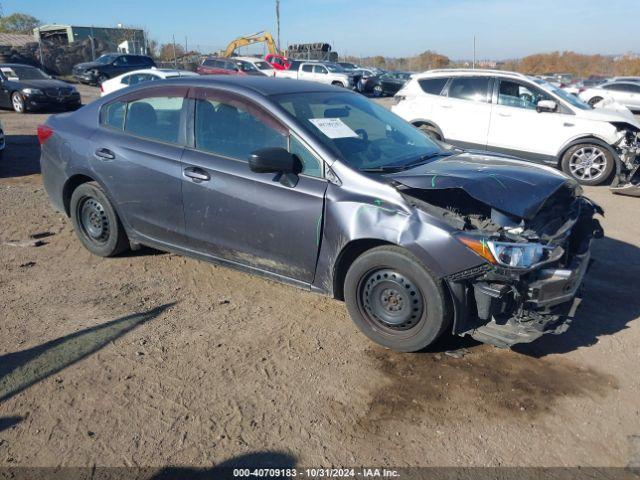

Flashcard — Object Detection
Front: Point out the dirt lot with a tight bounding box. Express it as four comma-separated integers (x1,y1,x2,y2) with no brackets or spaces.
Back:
0,84,639,469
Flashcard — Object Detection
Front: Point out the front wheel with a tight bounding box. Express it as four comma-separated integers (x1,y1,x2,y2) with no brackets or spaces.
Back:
344,246,450,352
561,143,614,186
11,92,25,113
97,74,109,85
372,84,383,97
70,182,129,257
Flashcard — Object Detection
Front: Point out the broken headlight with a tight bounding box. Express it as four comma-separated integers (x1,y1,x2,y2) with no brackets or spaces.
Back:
456,234,563,269
487,241,558,268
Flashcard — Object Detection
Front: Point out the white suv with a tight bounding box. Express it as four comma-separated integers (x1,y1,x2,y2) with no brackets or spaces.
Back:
392,69,640,190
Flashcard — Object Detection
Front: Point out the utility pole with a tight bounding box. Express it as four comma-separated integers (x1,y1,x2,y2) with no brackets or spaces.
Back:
473,35,476,69
275,0,281,52
185,36,188,54
90,25,96,60
172,34,177,67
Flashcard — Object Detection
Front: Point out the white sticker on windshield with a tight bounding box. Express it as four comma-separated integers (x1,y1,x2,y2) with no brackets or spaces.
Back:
309,118,359,139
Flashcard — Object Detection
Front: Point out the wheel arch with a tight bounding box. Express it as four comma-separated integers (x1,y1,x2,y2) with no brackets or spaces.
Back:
62,174,96,216
556,135,619,167
410,119,444,140
332,238,394,300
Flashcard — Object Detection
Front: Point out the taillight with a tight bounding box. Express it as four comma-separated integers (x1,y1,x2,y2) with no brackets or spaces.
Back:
37,125,53,145
99,83,104,92
579,87,586,93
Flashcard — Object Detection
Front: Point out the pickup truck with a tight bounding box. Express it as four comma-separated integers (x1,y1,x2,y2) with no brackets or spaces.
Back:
275,61,356,88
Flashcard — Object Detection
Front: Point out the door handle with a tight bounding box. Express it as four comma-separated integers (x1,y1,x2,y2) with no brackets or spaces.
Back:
94,148,115,160
498,112,511,117
440,105,452,109
183,167,210,182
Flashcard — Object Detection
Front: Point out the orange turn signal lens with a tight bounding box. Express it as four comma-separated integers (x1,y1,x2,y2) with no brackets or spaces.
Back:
457,236,496,264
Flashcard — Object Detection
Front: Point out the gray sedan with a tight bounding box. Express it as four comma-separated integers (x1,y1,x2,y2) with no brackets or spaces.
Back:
39,77,602,351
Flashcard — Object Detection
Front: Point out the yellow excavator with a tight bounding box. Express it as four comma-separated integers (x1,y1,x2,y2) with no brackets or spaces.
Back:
222,31,283,57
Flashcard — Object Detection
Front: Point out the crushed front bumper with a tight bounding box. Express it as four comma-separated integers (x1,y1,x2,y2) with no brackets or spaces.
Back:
460,251,590,348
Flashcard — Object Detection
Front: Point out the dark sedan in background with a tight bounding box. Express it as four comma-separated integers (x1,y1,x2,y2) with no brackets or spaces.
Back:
0,64,81,113
38,77,601,352
72,53,155,85
359,71,412,97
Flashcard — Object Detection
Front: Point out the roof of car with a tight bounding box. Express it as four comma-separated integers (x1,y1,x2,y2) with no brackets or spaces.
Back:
414,68,531,81
0,63,41,68
161,75,351,96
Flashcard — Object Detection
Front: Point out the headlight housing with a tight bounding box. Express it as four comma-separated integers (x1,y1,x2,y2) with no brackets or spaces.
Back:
455,234,563,269
22,88,43,95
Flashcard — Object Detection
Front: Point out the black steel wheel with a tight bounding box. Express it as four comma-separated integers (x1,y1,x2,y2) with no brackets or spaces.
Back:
70,182,129,257
344,246,450,352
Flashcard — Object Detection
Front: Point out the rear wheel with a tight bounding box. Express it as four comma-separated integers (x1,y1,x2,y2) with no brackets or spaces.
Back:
588,96,603,107
97,74,109,85
331,81,345,87
70,182,129,257
561,143,614,186
344,246,450,352
11,92,25,113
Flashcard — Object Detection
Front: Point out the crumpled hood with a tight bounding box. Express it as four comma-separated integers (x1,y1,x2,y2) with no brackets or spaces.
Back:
579,103,640,128
74,61,102,71
387,152,577,220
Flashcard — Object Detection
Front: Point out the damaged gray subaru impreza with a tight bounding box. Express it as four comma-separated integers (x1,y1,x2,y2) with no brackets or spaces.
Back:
39,77,603,351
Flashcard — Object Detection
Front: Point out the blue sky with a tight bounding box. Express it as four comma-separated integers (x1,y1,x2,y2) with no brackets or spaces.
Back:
6,0,639,59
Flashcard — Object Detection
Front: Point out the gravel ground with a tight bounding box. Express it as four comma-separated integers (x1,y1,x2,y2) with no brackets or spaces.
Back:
0,84,639,469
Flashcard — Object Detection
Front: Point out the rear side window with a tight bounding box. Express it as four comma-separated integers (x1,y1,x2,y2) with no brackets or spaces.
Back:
301,64,313,73
418,77,448,95
102,101,126,130
447,77,491,103
194,98,286,161
124,96,185,144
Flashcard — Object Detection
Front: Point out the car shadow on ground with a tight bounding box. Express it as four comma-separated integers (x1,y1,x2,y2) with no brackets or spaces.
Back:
515,235,640,357
0,134,40,178
0,415,24,433
0,303,174,403
152,451,297,479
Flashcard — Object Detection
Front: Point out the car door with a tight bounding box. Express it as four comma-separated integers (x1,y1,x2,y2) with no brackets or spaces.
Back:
180,87,327,283
487,78,571,161
313,65,330,84
90,85,189,245
434,76,493,149
298,64,315,81
608,83,640,109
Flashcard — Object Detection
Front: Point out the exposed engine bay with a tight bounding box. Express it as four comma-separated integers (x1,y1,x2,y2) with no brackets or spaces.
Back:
611,123,640,196
387,158,604,347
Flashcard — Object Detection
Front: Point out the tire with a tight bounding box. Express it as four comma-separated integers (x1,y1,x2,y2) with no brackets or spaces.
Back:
344,246,450,352
561,143,614,186
69,182,129,257
97,74,109,85
587,96,603,107
331,81,345,88
418,124,442,141
372,84,383,97
11,91,25,113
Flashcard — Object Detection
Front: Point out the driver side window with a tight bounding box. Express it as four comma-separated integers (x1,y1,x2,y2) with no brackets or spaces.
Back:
498,80,550,110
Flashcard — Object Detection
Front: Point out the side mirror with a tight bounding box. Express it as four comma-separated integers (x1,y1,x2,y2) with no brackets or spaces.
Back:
537,99,558,113
249,148,302,187
249,147,297,173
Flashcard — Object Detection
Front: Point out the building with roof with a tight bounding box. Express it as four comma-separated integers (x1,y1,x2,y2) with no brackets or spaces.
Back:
33,24,146,55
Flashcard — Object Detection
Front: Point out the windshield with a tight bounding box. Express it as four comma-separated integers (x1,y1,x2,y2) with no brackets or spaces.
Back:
95,54,119,65
235,61,258,72
325,64,346,73
254,61,273,70
274,92,444,172
1,66,49,80
532,78,592,110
